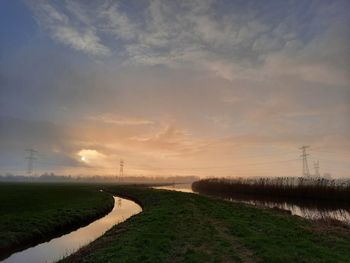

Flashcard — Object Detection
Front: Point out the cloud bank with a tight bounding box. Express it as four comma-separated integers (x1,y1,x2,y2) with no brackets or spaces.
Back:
1,0,349,177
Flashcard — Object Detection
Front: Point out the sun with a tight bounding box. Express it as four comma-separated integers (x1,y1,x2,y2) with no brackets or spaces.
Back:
78,149,105,165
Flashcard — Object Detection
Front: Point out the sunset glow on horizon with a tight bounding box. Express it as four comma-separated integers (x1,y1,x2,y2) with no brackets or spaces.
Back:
1,0,349,178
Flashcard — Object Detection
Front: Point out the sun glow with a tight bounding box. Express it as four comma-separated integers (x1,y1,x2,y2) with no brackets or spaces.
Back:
77,149,107,166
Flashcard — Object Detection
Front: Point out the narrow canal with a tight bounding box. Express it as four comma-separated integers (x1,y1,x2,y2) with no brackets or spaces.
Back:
1,196,142,263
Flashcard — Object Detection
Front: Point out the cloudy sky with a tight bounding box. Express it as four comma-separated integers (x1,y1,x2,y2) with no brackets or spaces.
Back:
0,0,349,177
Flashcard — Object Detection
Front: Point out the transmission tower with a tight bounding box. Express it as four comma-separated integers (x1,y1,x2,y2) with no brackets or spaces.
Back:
25,149,37,175
119,159,124,180
299,145,310,177
314,160,320,177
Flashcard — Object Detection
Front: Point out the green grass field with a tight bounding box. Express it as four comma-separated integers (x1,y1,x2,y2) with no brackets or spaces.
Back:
62,186,350,263
0,183,114,259
1,184,349,263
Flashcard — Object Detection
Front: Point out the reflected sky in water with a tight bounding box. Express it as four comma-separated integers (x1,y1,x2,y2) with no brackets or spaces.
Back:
153,184,195,193
228,197,350,224
1,197,142,263
154,184,350,225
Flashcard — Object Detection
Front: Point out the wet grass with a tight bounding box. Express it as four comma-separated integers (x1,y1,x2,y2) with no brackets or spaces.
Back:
0,183,114,260
62,186,350,263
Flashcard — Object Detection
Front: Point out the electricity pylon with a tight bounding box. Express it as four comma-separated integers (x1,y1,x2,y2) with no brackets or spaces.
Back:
299,145,310,177
25,149,37,175
119,159,124,180
314,160,320,177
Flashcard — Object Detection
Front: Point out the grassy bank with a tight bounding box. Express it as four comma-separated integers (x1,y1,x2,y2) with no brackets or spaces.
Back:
193,178,350,202
0,183,114,260
62,186,350,263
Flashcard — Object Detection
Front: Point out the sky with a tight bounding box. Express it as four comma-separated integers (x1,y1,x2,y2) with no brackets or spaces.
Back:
0,0,349,178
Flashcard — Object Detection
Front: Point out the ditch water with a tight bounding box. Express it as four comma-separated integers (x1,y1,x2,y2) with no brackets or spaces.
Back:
1,196,142,263
153,184,350,225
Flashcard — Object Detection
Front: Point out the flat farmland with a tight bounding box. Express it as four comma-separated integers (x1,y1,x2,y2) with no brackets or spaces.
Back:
0,183,114,260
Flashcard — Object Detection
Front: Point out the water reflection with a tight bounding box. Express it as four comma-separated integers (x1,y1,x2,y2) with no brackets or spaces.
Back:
153,183,194,193
153,184,350,225
1,196,142,263
224,194,350,224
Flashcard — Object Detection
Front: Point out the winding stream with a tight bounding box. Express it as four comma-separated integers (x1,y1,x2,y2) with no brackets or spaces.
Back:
1,196,142,263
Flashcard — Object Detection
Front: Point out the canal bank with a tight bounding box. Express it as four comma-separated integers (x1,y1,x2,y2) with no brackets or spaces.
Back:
1,195,142,263
62,186,350,263
154,184,350,225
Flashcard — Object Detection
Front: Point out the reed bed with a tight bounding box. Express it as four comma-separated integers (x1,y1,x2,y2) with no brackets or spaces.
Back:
192,177,350,202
